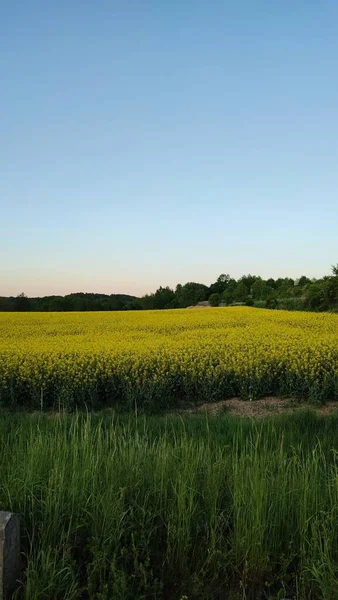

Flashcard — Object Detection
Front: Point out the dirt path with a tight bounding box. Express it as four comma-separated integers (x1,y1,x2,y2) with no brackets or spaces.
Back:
176,397,338,418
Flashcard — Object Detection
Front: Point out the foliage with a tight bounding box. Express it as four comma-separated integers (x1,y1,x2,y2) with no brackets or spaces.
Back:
3,411,338,599
2,265,338,313
234,281,249,303
265,297,278,309
208,273,230,295
0,293,138,312
208,293,221,307
14,293,30,312
251,278,270,300
153,286,176,309
175,282,209,308
222,279,238,305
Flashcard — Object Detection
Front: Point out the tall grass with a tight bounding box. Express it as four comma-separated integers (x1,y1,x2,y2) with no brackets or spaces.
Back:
1,410,338,599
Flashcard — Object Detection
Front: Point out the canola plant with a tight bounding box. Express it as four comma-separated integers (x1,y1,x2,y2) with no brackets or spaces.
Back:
0,307,337,409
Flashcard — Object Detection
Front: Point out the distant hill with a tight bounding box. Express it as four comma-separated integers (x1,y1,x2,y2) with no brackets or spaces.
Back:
0,292,141,312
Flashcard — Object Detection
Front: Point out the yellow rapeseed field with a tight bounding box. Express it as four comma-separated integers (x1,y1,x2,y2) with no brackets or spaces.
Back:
0,307,338,409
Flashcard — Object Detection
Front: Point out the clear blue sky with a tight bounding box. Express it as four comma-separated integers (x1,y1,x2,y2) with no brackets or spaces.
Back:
1,1,338,297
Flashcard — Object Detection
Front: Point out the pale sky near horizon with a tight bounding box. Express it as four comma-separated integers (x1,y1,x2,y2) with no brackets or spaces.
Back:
1,1,338,297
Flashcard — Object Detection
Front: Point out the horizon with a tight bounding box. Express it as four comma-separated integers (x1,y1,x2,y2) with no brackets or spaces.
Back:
2,1,338,297
1,266,332,299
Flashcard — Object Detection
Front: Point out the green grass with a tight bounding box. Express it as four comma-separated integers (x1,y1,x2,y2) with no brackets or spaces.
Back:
2,410,338,599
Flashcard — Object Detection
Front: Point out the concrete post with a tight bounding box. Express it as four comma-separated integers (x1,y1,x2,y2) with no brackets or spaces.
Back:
0,512,20,600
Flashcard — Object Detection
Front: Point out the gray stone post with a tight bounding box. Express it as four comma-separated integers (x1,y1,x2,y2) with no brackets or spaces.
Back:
0,512,20,600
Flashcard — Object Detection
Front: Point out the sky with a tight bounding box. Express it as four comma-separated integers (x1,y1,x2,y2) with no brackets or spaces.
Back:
1,1,338,297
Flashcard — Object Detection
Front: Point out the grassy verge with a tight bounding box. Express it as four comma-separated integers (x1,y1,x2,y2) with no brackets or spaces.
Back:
1,410,338,599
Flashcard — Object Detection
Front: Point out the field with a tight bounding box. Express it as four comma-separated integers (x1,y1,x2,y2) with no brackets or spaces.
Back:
1,410,338,600
1,307,338,410
2,309,338,598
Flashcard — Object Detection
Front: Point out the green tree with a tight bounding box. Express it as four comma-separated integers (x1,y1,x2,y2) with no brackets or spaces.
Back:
153,286,175,309
124,300,143,310
234,281,249,303
276,278,295,299
209,293,221,307
303,282,326,311
14,293,30,312
49,297,67,311
238,274,258,294
296,275,311,287
209,274,230,295
251,278,269,301
0,297,11,311
322,275,338,309
140,294,156,310
222,279,237,305
266,278,276,289
175,282,209,308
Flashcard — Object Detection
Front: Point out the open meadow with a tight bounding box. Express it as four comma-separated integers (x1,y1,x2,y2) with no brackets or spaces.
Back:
1,307,338,410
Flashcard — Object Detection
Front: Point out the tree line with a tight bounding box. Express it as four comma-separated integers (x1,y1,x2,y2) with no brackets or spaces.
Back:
1,265,338,312
0,293,139,312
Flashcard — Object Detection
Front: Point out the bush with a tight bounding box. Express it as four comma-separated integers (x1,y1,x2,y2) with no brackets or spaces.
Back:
208,293,221,307
265,298,278,309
